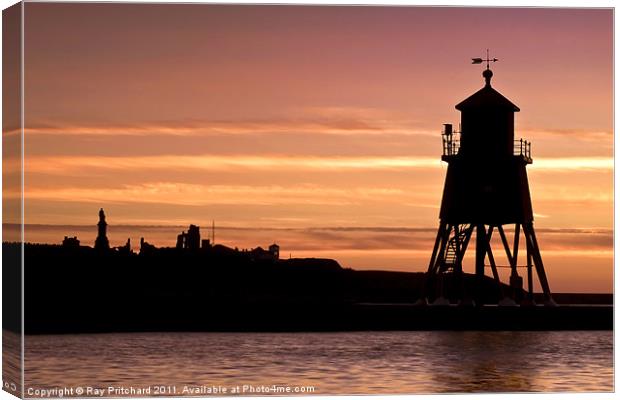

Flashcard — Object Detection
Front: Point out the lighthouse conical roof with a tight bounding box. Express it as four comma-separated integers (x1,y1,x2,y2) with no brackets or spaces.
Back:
455,69,520,112
455,85,520,112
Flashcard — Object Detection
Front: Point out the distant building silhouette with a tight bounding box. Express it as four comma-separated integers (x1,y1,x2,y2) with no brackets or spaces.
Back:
176,224,201,250
250,246,268,260
115,238,133,255
139,237,157,255
269,243,280,260
187,225,200,250
62,236,80,247
250,243,280,261
94,208,110,251
80,211,280,262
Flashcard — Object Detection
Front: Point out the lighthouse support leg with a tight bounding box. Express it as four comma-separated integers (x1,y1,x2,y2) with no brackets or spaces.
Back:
457,225,475,266
458,224,477,300
512,224,520,276
427,222,446,273
510,224,523,302
526,241,534,301
486,244,503,299
523,222,554,303
430,222,451,274
484,226,503,300
484,226,499,281
452,224,463,301
497,225,513,266
475,224,487,305
424,222,450,300
454,224,462,274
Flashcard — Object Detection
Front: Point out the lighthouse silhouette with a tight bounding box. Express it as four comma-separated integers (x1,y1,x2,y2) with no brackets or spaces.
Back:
426,53,555,306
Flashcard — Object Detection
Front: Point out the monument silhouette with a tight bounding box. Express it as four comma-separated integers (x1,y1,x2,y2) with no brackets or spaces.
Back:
94,208,110,251
426,52,555,306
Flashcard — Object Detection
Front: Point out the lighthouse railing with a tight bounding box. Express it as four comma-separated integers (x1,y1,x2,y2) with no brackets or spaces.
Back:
514,138,532,162
441,133,460,156
441,135,532,161
441,132,532,163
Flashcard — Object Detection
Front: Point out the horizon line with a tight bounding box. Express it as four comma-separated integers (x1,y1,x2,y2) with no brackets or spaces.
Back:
3,223,613,234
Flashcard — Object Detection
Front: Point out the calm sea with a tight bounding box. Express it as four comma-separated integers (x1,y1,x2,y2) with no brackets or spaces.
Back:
23,331,612,396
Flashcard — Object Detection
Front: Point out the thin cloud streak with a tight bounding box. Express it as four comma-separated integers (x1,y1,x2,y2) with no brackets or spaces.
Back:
14,123,612,142
17,183,413,207
531,157,613,171
20,112,429,138
21,154,613,175
522,128,612,141
23,154,442,173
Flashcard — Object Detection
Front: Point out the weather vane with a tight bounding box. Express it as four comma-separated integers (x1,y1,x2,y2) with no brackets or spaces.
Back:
471,49,498,70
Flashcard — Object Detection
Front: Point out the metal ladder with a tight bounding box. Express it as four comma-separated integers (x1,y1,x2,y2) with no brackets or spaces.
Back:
439,224,472,272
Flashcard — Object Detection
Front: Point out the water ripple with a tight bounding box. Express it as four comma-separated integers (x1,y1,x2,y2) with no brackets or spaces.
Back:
23,331,613,395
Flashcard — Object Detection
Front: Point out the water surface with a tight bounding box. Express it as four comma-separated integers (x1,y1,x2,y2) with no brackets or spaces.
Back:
24,331,612,395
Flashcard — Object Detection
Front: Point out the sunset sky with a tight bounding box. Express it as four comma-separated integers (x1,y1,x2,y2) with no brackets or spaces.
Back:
5,4,612,292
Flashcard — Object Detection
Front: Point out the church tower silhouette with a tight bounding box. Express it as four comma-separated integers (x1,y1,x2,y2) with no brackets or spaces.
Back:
95,208,110,251
427,55,555,306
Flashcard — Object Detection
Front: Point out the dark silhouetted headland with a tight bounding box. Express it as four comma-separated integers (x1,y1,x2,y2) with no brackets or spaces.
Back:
4,214,611,334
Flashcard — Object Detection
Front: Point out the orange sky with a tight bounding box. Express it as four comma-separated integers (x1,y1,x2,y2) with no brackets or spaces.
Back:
4,4,613,292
